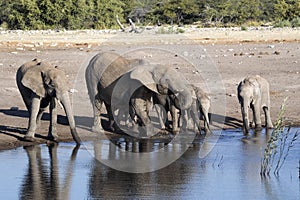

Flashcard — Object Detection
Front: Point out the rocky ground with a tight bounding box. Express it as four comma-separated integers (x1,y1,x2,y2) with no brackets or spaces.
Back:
0,27,299,150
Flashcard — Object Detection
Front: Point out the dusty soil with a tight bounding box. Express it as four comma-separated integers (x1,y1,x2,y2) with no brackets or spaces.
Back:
0,27,299,150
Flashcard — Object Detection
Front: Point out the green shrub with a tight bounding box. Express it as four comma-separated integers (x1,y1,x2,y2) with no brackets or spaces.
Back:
291,17,300,27
273,20,292,28
241,25,248,31
176,28,185,33
156,26,185,34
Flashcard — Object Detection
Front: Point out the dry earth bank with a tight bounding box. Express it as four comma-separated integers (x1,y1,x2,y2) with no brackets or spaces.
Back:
0,27,299,150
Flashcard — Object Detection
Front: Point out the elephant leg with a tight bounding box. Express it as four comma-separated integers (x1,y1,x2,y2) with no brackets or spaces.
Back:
25,94,42,140
181,110,188,130
36,109,45,127
128,105,139,132
203,111,210,134
132,98,153,137
92,96,104,133
263,106,273,129
252,103,262,131
48,98,58,140
154,104,166,130
199,100,211,134
104,102,116,132
37,98,49,127
191,109,201,133
170,104,179,133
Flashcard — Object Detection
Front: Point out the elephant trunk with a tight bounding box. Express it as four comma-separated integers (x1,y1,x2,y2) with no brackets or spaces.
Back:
241,102,250,134
60,92,81,144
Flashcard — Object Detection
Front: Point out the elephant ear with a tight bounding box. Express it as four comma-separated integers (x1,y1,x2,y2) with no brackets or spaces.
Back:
21,65,46,98
130,67,158,93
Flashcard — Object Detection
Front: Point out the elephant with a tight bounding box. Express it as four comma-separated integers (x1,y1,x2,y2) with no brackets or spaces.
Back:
237,75,273,134
153,92,180,132
185,84,211,133
16,59,81,144
85,52,193,137
154,84,211,134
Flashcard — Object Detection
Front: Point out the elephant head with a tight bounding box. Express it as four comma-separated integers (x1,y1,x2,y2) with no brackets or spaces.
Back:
130,64,194,110
20,62,81,144
22,63,69,99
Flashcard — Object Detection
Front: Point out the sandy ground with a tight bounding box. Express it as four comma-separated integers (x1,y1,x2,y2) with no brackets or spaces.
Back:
0,27,299,150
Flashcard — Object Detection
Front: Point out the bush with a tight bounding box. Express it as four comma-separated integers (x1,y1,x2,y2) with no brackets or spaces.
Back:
241,25,248,31
273,20,292,28
156,26,185,34
291,17,300,27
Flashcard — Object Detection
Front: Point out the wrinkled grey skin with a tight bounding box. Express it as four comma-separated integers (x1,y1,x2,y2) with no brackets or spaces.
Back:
154,84,211,134
153,92,180,132
237,75,273,134
183,85,211,134
85,52,193,136
16,59,81,144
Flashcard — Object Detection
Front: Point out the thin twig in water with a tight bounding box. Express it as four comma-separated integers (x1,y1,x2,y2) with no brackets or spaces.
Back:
274,131,299,175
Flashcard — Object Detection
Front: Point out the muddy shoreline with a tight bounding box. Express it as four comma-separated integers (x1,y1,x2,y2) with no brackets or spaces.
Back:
0,28,299,150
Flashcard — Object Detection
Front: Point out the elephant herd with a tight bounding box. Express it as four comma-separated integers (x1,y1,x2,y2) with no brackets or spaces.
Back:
16,52,274,145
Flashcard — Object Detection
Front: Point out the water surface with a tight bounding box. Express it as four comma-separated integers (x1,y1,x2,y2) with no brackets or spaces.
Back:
0,128,299,199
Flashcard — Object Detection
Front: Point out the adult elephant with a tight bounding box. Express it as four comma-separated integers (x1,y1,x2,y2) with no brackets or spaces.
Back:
16,59,81,144
85,52,193,137
237,75,273,134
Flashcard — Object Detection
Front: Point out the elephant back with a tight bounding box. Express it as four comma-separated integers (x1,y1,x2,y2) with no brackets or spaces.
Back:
87,52,139,89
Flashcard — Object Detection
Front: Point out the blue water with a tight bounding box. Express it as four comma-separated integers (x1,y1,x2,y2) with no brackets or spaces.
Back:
0,128,299,200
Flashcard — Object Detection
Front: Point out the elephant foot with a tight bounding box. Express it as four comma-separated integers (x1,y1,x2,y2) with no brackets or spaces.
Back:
23,135,36,142
204,128,212,135
255,124,262,131
172,128,180,135
92,125,104,133
266,123,274,129
47,134,58,142
243,127,250,135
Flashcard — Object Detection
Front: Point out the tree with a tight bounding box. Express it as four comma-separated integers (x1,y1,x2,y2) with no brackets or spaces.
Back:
274,0,300,21
60,0,89,29
236,0,262,23
91,0,125,29
155,0,199,24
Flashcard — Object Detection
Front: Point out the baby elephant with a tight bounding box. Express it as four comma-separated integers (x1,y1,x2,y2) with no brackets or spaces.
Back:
16,59,81,144
187,84,211,133
237,75,273,134
154,84,211,134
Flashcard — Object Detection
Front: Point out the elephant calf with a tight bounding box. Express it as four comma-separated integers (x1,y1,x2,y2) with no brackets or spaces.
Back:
237,75,273,134
16,59,81,144
154,84,211,134
186,84,211,133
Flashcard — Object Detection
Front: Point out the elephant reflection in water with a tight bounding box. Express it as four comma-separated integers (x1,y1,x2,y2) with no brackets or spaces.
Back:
88,139,201,199
19,144,79,200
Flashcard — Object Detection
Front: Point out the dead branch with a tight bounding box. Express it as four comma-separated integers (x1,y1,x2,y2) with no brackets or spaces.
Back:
116,15,125,32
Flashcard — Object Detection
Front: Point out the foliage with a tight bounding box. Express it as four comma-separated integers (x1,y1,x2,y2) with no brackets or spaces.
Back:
291,17,300,27
260,98,300,176
273,20,292,27
0,0,299,30
156,26,185,34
